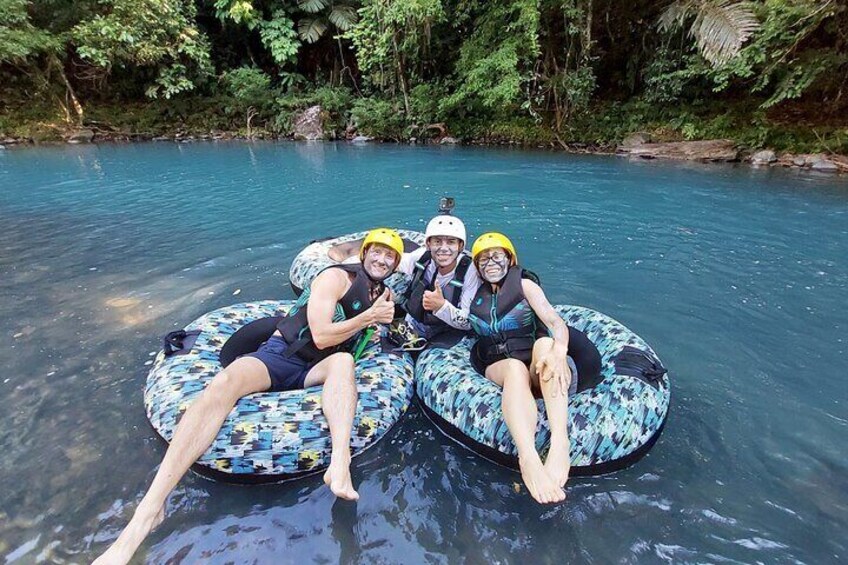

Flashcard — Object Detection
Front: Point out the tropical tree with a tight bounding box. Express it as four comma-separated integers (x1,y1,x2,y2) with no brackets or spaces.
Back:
346,0,445,112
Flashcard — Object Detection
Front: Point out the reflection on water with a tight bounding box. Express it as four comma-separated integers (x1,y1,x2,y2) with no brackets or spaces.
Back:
1,143,846,563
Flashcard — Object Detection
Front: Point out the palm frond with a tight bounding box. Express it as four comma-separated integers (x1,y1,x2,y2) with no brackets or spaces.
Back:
328,5,358,31
658,0,694,32
692,1,760,66
298,0,328,14
298,17,328,43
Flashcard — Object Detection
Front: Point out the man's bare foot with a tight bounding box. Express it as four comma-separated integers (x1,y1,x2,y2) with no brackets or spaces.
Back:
544,440,572,488
323,457,359,501
92,503,165,565
518,454,565,504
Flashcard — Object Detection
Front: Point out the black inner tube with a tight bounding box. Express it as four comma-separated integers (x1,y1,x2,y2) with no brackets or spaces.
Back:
568,326,603,393
219,316,282,367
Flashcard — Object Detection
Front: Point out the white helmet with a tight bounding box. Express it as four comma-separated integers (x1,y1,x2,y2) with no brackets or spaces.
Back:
425,215,466,244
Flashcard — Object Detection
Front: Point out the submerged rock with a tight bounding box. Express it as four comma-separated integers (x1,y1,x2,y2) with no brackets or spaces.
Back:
618,139,739,162
440,136,460,145
351,135,372,143
292,105,325,140
750,150,777,165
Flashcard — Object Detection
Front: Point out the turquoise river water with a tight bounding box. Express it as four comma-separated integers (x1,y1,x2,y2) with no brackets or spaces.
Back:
0,142,846,563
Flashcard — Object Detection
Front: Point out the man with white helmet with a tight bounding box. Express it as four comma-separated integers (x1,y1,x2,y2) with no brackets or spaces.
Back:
398,198,482,349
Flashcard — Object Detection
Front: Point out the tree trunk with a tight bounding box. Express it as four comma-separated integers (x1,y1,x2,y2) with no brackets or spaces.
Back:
392,31,411,115
51,55,83,125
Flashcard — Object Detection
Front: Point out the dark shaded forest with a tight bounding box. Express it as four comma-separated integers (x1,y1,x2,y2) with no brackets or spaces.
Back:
2,1,846,152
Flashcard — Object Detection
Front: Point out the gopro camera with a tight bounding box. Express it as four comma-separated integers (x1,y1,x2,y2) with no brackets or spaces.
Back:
439,197,455,215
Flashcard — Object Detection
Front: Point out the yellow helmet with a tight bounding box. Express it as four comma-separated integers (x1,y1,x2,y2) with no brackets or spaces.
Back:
472,232,517,266
360,228,404,263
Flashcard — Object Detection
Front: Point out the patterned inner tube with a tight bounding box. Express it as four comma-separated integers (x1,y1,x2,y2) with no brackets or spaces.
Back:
144,301,415,483
289,230,426,296
415,305,670,476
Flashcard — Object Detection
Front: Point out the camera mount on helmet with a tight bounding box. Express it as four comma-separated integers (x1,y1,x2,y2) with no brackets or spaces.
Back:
438,196,455,215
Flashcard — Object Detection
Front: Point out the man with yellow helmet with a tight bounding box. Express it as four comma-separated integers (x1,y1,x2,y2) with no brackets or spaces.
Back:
467,232,575,505
95,229,403,565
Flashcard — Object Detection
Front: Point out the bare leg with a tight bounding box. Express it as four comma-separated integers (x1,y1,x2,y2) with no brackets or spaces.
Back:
486,359,565,504
94,357,272,565
530,338,572,488
303,352,359,501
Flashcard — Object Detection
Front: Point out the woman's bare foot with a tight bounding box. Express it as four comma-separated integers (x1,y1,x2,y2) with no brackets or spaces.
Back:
518,454,565,504
323,456,359,501
92,503,165,565
544,440,572,488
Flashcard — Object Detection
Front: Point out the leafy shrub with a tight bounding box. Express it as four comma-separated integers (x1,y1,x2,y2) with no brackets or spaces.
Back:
350,97,407,140
221,67,276,113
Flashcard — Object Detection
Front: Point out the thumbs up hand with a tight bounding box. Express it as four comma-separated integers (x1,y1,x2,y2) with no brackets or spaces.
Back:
423,284,446,312
370,288,395,324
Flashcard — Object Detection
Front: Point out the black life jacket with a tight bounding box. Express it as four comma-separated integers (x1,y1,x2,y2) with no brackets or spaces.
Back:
468,265,544,367
402,251,472,348
276,264,382,364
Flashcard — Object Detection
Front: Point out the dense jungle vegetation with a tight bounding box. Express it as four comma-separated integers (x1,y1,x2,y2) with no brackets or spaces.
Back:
1,0,846,152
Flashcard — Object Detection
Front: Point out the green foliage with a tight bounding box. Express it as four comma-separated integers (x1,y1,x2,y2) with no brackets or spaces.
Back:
708,0,847,108
408,82,448,125
0,0,59,64
213,0,259,28
445,0,539,112
1,0,846,155
344,2,392,86
643,47,712,104
222,66,275,110
350,96,407,139
296,0,358,44
658,0,760,67
346,0,445,97
260,11,300,66
72,0,213,98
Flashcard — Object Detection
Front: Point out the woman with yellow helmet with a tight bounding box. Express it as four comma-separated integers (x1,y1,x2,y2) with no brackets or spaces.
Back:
467,232,575,504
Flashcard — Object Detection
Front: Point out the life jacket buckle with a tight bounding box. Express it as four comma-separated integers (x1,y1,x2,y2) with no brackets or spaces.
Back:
493,342,510,355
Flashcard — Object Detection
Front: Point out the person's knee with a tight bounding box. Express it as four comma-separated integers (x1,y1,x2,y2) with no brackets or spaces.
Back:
327,352,355,376
501,360,531,383
330,351,355,369
204,370,240,401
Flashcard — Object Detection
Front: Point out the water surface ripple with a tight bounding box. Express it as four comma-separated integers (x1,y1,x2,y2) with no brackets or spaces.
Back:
0,143,846,563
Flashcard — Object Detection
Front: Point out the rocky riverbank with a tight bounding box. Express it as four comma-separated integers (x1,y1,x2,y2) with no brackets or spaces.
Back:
2,106,846,176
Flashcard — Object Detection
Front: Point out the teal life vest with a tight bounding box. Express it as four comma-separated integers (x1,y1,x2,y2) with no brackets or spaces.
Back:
468,266,544,368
